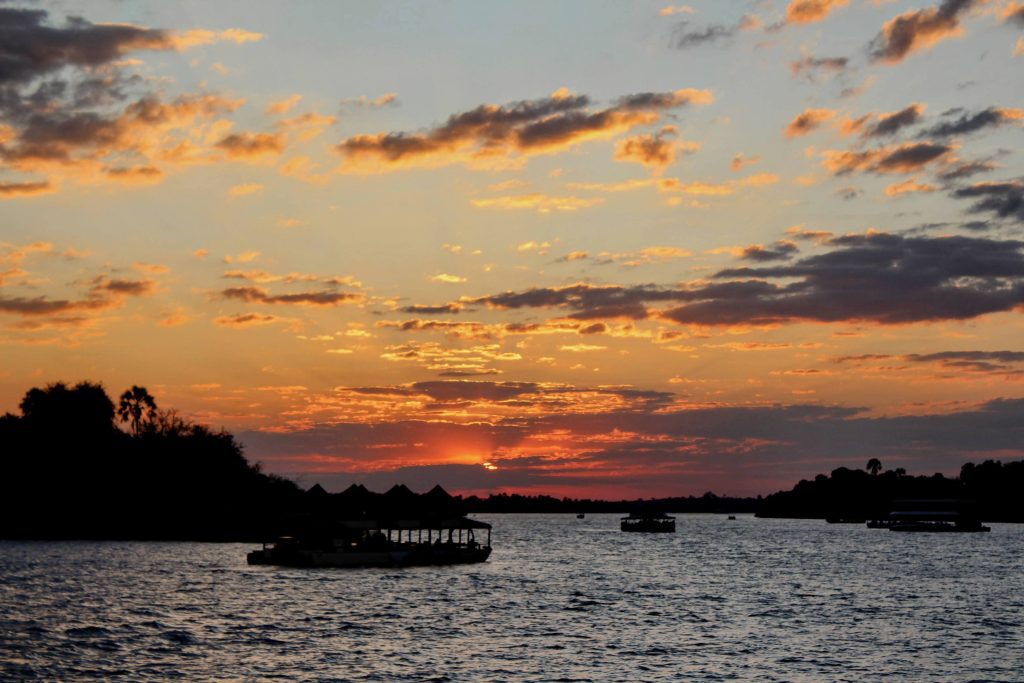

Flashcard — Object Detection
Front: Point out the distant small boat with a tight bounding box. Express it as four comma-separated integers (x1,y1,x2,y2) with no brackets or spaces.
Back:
621,511,675,533
576,513,585,519
727,515,736,521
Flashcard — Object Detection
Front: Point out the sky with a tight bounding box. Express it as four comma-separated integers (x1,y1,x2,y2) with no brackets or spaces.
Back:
2,0,1024,498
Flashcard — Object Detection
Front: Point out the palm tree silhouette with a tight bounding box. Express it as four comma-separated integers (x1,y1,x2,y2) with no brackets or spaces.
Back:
117,386,158,436
866,458,882,476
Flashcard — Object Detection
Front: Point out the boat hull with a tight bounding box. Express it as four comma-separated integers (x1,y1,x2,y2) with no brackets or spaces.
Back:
247,546,492,568
620,520,676,533
890,522,990,533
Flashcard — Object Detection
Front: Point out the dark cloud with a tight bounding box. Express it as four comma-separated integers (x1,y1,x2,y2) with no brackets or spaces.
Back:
823,141,953,175
0,7,171,85
918,107,1024,138
0,8,256,189
875,142,950,171
336,89,711,170
836,349,1024,375
214,313,282,327
785,108,835,138
863,104,924,137
0,295,108,316
1,93,240,168
868,0,979,64
952,181,1024,223
739,241,800,262
672,22,738,48
214,132,285,158
906,350,1024,371
220,286,363,306
466,283,683,320
0,179,50,196
91,277,154,296
937,160,997,182
667,233,1024,326
0,275,152,316
672,15,758,49
788,55,849,79
103,165,163,182
400,303,464,315
442,233,1024,327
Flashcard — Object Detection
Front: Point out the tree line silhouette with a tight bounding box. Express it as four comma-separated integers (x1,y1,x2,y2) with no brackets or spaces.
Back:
756,459,1023,522
0,381,302,540
0,381,1020,540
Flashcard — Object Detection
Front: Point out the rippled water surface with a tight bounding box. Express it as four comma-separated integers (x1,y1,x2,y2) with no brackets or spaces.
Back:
2,515,1022,681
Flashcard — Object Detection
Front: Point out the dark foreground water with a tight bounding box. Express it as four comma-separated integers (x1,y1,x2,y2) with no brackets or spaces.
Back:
1,515,1022,681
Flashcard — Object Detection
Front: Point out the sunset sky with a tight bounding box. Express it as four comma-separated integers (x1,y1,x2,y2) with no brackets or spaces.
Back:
2,0,1023,498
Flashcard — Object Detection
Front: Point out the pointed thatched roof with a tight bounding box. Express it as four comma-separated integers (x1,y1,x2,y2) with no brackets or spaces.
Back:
424,484,451,500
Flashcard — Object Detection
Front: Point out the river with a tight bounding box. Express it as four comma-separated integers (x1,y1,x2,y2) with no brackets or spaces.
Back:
1,514,1021,680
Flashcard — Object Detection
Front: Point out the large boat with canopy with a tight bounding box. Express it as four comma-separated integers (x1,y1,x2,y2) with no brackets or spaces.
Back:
247,484,492,567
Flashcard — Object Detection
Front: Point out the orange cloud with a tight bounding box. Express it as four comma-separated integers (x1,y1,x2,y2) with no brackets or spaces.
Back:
786,0,849,24
335,88,712,173
659,173,778,195
228,183,264,197
2,93,244,176
730,153,761,171
214,313,284,327
885,177,937,196
785,108,837,138
660,5,696,16
432,274,467,284
0,180,54,198
869,0,978,64
822,141,954,175
472,194,605,213
215,132,285,159
560,344,607,352
339,93,398,109
167,28,263,49
819,140,954,174
102,165,163,185
614,126,698,171
275,111,337,142
266,95,303,115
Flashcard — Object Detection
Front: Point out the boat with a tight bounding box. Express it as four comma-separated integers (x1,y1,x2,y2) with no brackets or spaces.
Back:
576,513,585,519
727,515,737,521
247,483,493,567
868,499,990,533
620,510,675,533
248,517,492,567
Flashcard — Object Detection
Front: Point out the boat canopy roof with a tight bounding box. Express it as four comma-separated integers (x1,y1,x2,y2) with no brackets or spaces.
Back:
888,510,962,520
335,517,491,530
621,512,675,520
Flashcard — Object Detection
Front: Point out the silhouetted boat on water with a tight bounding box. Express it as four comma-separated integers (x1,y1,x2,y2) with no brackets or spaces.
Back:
248,518,492,567
867,499,990,533
248,483,493,567
621,511,675,533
